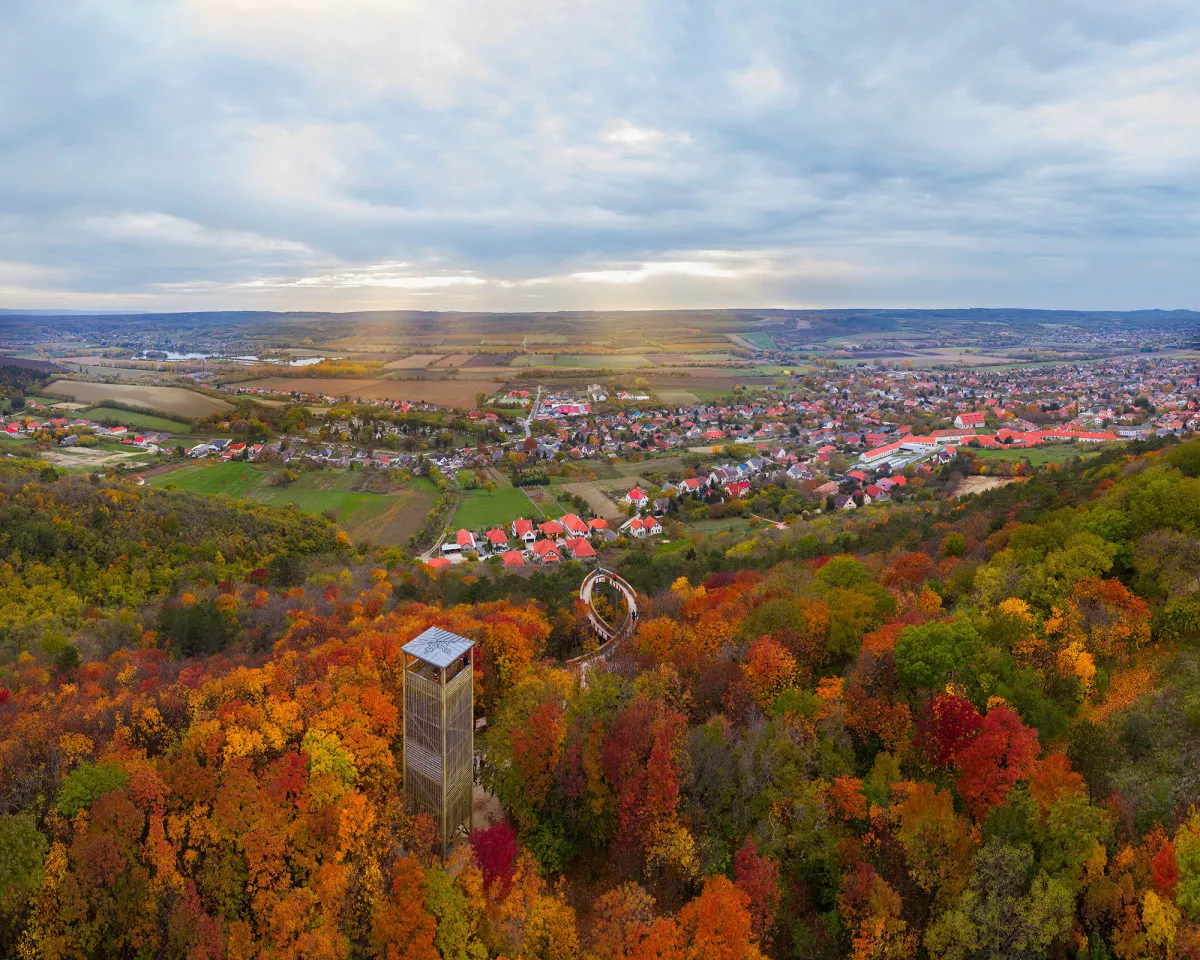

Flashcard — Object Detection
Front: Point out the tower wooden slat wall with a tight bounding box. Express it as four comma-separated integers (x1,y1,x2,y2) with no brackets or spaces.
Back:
402,628,474,848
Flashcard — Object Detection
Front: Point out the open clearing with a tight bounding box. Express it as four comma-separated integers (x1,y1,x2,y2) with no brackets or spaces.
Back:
21,445,151,470
556,481,627,520
970,442,1105,466
148,462,436,545
952,476,1022,498
654,387,701,405
45,381,231,418
82,406,193,433
451,487,545,529
238,377,494,408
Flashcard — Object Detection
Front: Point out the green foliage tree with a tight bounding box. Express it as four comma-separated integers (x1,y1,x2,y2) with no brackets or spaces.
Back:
56,762,128,817
895,619,980,690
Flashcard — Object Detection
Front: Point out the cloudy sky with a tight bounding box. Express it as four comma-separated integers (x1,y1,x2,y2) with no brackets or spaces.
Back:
2,0,1200,312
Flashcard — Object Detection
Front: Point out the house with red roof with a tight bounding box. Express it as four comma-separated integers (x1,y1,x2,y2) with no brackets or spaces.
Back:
532,540,561,563
954,412,987,429
455,529,477,552
426,557,452,572
485,529,509,550
623,487,649,508
588,517,609,532
560,513,589,536
511,518,537,544
623,515,663,538
501,550,525,568
538,519,565,538
564,537,597,560
726,480,751,499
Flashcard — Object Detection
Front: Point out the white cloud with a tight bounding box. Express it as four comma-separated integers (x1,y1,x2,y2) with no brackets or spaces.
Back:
84,212,314,256
241,262,486,290
602,121,691,147
730,62,788,102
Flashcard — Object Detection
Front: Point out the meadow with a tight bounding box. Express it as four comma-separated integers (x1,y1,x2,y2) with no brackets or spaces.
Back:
148,462,436,545
83,406,193,433
970,442,1103,466
451,486,549,529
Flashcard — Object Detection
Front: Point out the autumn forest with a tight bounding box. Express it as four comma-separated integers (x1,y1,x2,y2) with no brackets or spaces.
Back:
3,439,1200,960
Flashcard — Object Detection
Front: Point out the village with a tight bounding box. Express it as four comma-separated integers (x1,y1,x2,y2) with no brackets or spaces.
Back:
3,353,1198,561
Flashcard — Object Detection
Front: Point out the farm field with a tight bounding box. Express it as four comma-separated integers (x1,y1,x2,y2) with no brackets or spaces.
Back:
970,442,1104,465
147,462,436,545
56,363,164,378
44,381,231,417
82,406,193,433
237,377,495,408
508,354,649,369
383,355,443,369
645,353,744,365
653,388,702,404
740,332,777,349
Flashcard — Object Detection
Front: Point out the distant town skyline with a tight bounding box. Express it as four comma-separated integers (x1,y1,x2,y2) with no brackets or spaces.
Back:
3,0,1200,312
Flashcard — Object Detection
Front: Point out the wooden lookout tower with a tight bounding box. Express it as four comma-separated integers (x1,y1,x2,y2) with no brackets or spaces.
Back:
402,627,475,846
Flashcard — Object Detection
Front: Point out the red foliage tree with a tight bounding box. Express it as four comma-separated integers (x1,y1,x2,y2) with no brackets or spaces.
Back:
914,692,983,767
469,821,519,895
954,705,1039,818
1151,840,1180,899
733,837,782,950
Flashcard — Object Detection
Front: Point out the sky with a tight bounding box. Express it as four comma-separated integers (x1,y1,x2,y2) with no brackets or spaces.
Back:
2,0,1200,313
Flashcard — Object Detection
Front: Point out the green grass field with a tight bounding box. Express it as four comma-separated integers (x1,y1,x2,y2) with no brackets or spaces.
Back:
452,486,540,529
83,406,193,433
741,332,777,349
148,462,436,545
971,442,1105,466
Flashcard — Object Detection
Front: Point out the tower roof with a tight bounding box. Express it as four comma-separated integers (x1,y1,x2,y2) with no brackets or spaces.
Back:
402,627,473,669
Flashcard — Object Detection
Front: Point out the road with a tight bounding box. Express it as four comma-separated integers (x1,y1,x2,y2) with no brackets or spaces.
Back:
520,386,542,439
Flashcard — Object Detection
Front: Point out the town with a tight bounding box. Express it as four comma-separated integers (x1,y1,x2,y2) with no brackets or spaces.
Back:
4,351,1196,570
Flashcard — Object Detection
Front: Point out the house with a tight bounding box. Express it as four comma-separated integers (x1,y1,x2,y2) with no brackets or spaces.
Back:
560,513,589,536
588,518,609,533
485,529,509,551
726,480,751,500
833,494,857,510
564,537,597,560
623,515,663,538
455,529,477,553
511,518,537,544
954,412,987,429
623,487,649,508
538,519,565,539
425,557,452,572
501,549,525,568
679,477,704,495
532,540,561,563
